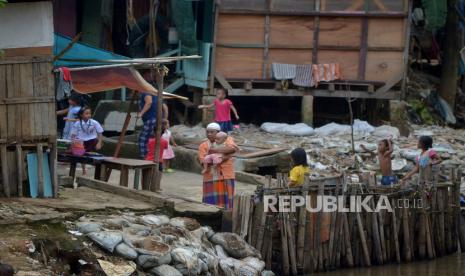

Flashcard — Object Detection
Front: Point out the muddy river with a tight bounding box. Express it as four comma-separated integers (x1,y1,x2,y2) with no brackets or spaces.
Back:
313,253,465,276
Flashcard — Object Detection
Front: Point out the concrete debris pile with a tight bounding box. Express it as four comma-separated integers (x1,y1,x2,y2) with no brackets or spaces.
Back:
171,123,465,181
74,213,274,276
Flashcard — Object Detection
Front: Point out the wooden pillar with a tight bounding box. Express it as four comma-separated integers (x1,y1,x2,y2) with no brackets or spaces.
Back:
151,69,165,192
201,93,216,126
389,100,410,137
301,95,314,126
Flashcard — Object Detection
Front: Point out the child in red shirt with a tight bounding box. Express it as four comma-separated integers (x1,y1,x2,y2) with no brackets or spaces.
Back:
198,88,239,132
145,121,169,171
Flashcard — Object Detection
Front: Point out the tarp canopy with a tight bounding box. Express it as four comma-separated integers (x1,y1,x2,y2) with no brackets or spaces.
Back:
71,67,157,95
53,33,128,67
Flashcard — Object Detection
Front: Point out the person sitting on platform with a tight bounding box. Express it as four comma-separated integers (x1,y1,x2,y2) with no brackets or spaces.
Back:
70,106,104,175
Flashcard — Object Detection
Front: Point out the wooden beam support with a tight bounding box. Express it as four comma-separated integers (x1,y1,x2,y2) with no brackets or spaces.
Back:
312,0,321,64
401,0,413,99
262,0,271,79
214,72,233,91
216,43,404,52
358,17,369,80
0,145,10,197
228,88,400,99
16,144,23,197
37,143,44,198
209,0,220,93
219,10,408,18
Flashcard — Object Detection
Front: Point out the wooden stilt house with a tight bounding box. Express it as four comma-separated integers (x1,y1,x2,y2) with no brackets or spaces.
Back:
0,1,58,197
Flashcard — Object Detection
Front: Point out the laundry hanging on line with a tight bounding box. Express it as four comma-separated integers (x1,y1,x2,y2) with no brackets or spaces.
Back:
271,62,341,87
56,67,73,101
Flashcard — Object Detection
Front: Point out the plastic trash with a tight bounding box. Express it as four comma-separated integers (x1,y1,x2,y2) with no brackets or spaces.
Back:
260,122,315,136
97,259,136,276
88,231,123,253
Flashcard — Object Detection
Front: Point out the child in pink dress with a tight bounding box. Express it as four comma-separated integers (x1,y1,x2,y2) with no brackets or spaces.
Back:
161,120,177,173
198,88,239,133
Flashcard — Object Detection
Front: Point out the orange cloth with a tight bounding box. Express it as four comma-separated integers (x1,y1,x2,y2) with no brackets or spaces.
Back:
312,63,341,87
198,136,237,181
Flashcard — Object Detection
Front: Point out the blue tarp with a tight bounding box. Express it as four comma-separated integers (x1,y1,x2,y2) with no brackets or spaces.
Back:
53,33,128,67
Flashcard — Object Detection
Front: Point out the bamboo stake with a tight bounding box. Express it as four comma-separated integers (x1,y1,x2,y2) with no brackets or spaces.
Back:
378,210,387,262
402,199,412,262
370,197,383,264
391,199,401,263
297,186,309,268
342,212,354,267
286,213,298,275
232,195,240,234
356,211,371,266
314,182,324,270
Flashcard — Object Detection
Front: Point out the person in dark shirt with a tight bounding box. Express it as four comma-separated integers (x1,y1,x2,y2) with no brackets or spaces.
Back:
137,92,168,159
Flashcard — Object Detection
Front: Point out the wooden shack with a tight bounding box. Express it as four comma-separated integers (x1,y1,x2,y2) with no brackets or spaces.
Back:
209,0,411,124
0,1,57,197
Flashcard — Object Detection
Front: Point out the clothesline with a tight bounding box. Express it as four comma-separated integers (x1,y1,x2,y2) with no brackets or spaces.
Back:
272,62,341,88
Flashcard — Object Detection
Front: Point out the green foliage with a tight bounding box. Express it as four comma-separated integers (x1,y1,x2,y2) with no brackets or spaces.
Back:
0,0,7,8
421,0,448,31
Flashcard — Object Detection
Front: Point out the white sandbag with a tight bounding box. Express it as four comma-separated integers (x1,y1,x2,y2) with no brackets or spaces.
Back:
115,243,138,260
210,233,261,259
149,265,183,276
260,122,314,136
242,257,265,272
88,231,123,253
372,125,401,139
139,215,170,226
392,159,408,172
314,123,350,136
400,149,421,161
315,120,374,137
352,119,375,136
169,217,201,231
261,270,275,276
76,222,101,234
215,245,229,259
171,247,201,275
137,254,172,270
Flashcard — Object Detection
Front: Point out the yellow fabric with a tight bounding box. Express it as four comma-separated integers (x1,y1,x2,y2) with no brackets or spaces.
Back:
289,165,310,186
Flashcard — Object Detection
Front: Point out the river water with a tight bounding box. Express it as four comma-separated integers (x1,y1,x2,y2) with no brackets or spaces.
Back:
313,253,465,276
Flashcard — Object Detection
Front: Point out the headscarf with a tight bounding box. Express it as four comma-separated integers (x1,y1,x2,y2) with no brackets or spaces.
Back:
206,122,221,131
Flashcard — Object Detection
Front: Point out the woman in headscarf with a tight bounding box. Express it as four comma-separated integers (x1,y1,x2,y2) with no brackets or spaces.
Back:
198,122,238,209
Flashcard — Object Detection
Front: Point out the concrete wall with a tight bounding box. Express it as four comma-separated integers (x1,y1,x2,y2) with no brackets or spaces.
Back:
0,2,54,49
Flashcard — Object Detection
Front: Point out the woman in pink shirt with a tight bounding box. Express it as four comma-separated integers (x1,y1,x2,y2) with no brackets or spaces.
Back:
198,88,239,132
